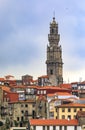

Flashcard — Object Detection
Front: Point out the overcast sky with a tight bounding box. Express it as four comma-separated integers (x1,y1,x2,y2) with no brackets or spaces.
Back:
0,0,85,82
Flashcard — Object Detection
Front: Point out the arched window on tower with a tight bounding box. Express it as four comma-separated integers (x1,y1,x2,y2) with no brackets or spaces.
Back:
52,28,54,34
50,69,53,75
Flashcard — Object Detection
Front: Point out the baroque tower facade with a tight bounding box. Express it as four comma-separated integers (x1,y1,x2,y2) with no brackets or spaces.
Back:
46,17,63,86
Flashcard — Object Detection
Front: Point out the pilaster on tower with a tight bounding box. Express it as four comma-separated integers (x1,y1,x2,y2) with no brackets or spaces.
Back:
46,17,63,86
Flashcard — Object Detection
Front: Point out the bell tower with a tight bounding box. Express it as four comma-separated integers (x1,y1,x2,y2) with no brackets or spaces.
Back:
46,17,63,86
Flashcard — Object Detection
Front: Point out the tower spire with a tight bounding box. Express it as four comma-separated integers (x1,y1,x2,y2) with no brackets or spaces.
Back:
46,17,63,86
53,11,56,23
53,11,55,18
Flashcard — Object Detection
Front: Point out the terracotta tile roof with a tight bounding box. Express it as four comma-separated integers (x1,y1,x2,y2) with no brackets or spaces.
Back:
55,92,72,96
47,92,72,97
71,82,78,84
10,85,26,88
60,84,72,89
9,93,19,102
38,75,49,78
27,86,38,89
47,93,55,97
37,86,69,90
30,119,78,126
9,99,35,104
58,103,85,108
0,78,5,81
10,85,38,89
1,86,11,93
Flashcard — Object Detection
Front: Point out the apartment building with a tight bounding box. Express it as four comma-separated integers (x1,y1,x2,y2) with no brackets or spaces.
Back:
9,100,36,122
56,103,85,119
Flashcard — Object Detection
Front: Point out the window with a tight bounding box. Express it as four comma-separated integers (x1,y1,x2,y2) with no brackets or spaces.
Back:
68,115,71,119
41,90,43,94
47,126,49,130
62,108,65,112
50,69,53,75
80,108,82,111
60,126,62,130
74,126,77,130
21,110,24,114
37,91,39,94
52,28,54,33
68,108,71,112
25,104,28,107
43,126,45,130
44,90,46,94
34,126,36,130
21,104,24,107
21,116,24,121
4,92,7,95
62,115,65,119
49,112,54,118
17,117,19,121
32,110,35,119
53,126,56,130
74,108,76,112
64,126,67,130
33,103,35,108
37,90,41,94
25,110,28,116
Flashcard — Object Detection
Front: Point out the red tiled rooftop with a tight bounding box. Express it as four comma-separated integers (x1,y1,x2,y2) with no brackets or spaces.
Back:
30,119,78,126
1,86,11,93
9,93,19,102
37,86,69,90
0,78,5,81
58,103,85,108
55,92,72,96
47,92,72,97
9,99,35,104
71,82,78,84
60,84,72,89
38,75,49,78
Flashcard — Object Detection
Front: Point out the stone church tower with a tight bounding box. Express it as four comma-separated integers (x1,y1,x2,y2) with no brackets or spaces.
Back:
46,17,63,86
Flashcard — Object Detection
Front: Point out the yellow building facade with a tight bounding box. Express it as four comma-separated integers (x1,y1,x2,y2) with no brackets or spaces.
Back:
56,103,85,119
